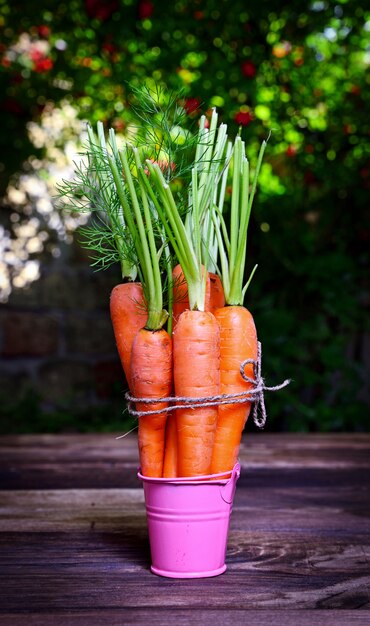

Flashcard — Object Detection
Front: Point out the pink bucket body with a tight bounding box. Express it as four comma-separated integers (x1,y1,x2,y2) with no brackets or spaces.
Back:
138,463,240,579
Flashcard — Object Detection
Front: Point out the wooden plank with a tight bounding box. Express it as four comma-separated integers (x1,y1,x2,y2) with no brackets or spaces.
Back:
1,494,369,610
0,463,140,490
0,434,369,621
1,568,369,610
1,432,370,490
0,489,145,532
2,463,370,491
0,483,369,533
0,610,370,626
0,433,138,490
1,433,369,466
0,433,139,464
1,531,369,576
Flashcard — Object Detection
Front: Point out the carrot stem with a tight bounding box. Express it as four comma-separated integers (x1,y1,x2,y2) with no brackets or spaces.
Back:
146,160,205,311
119,147,159,325
86,124,137,281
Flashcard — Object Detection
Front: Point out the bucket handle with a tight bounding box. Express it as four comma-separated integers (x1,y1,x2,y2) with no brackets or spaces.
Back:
220,462,241,504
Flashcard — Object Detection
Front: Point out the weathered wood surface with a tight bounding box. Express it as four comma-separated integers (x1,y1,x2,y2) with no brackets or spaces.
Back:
0,433,369,625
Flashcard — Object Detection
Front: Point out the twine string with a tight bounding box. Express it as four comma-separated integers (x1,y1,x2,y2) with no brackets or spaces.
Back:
125,341,290,428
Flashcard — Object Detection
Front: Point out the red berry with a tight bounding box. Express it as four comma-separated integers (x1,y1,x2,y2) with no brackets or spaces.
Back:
234,111,253,126
138,0,154,19
241,61,256,78
184,97,201,115
286,145,297,158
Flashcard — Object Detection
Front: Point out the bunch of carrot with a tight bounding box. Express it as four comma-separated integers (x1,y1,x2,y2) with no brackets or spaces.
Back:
58,92,267,479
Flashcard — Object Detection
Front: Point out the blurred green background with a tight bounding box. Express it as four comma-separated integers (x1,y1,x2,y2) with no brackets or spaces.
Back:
0,0,369,434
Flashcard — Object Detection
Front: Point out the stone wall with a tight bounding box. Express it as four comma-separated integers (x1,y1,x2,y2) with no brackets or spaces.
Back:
0,242,127,425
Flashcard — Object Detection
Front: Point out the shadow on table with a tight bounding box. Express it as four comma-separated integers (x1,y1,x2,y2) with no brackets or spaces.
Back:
97,518,152,572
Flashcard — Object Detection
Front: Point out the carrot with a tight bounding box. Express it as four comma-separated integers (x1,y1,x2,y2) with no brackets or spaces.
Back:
210,306,257,473
110,282,147,391
166,270,223,476
62,100,269,483
172,264,211,330
174,310,220,476
209,272,225,311
162,412,177,477
107,138,173,477
209,134,268,473
144,136,228,478
131,328,172,477
172,264,189,328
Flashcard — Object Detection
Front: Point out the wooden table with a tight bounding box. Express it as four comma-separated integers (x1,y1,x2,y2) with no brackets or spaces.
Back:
0,433,369,625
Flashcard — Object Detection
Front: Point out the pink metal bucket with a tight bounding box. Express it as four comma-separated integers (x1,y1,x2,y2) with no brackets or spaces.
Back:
138,463,241,578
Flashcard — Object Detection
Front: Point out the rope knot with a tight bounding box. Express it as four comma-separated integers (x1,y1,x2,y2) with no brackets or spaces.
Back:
240,342,291,427
240,342,267,427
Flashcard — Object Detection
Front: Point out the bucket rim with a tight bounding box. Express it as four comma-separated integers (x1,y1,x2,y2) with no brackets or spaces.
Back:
138,463,240,485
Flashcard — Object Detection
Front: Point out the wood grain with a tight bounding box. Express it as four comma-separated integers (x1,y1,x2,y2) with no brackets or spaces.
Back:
1,432,369,490
0,611,370,626
0,433,369,624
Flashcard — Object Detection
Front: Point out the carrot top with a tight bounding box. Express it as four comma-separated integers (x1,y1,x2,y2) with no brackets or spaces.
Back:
104,132,168,331
58,86,268,316
213,134,268,305
56,123,138,282
140,108,231,312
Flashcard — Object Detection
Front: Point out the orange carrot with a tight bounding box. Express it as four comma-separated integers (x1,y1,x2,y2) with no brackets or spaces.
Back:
169,270,223,477
162,413,177,477
173,310,220,477
210,306,258,474
172,264,215,330
207,134,267,473
209,272,225,311
131,328,172,477
110,283,148,391
172,264,189,327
